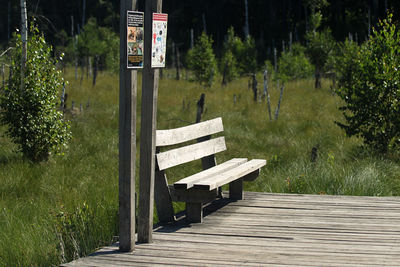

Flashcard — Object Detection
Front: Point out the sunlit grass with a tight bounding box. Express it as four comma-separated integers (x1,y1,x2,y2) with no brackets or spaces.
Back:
0,68,399,266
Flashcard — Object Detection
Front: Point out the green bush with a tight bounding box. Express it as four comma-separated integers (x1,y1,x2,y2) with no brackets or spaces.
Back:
186,32,217,88
335,13,400,153
278,43,314,82
239,37,258,75
220,27,239,85
0,25,71,161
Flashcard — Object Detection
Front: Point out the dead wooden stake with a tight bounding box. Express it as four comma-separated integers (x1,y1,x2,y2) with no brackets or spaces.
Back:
196,93,205,123
252,74,257,102
274,84,284,120
264,70,272,121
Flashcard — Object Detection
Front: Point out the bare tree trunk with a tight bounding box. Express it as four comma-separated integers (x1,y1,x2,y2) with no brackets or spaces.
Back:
8,0,11,42
171,42,176,69
20,0,28,93
2,64,5,89
244,0,249,38
196,93,205,123
92,55,98,86
315,66,321,89
264,70,272,121
74,36,78,80
190,28,194,49
252,73,257,102
175,45,180,80
275,84,284,120
221,60,228,86
202,13,207,34
82,0,86,27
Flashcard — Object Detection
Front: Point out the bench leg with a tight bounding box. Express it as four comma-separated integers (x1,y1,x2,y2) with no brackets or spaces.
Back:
229,178,243,200
186,202,203,223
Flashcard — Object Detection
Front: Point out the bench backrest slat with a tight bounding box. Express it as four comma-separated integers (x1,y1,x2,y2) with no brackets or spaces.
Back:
156,117,223,147
156,137,226,171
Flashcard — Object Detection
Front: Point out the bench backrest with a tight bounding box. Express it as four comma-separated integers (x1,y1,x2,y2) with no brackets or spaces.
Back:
155,117,225,171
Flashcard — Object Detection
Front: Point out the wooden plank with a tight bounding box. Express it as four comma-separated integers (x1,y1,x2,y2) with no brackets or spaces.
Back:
137,0,162,244
173,158,247,189
156,117,223,146
63,192,400,267
156,137,226,171
118,0,137,252
193,159,266,190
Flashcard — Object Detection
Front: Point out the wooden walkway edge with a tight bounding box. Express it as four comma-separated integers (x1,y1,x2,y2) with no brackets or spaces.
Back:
61,192,400,266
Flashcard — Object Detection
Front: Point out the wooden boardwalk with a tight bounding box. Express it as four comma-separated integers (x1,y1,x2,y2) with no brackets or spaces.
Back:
62,192,400,266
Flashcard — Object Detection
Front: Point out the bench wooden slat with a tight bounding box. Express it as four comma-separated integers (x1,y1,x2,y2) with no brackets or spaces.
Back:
156,137,226,171
174,158,248,190
156,118,224,147
193,159,266,191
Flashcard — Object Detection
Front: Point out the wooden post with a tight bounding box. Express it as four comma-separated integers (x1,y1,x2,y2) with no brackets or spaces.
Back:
119,0,138,252
138,0,162,244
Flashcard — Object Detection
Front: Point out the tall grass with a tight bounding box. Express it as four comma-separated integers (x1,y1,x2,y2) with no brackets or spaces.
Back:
0,69,399,266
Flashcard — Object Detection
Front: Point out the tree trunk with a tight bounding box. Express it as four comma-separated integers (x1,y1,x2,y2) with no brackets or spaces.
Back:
175,45,180,80
221,60,228,86
244,0,249,38
8,0,11,42
275,84,284,120
202,13,207,34
252,74,257,102
82,0,86,27
196,93,205,123
264,70,272,121
315,66,321,89
20,0,28,93
190,28,194,49
92,55,98,86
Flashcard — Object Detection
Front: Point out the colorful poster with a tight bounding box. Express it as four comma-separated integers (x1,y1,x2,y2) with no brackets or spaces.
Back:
151,13,168,68
127,11,144,69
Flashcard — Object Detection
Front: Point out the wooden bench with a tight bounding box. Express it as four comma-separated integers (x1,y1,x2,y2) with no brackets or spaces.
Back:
154,117,266,223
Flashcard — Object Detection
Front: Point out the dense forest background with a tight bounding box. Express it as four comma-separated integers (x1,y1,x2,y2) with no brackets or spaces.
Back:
1,0,399,65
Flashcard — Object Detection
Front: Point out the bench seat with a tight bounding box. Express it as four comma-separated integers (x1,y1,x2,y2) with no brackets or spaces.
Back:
154,118,266,223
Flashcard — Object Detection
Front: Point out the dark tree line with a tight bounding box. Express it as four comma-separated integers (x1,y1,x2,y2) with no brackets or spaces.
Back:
1,0,399,64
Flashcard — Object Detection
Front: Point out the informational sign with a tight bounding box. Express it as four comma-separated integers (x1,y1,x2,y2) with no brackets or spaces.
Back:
127,11,144,69
151,13,168,68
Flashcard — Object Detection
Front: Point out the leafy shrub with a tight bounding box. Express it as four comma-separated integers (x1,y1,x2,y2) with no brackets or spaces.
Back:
220,27,239,85
186,32,217,88
278,43,314,82
335,13,400,153
0,25,71,161
239,37,258,75
305,10,335,88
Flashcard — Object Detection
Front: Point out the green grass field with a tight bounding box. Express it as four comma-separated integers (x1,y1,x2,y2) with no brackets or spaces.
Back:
1,69,399,266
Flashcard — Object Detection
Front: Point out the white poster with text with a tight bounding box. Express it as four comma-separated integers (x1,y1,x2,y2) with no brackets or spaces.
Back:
151,13,168,68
